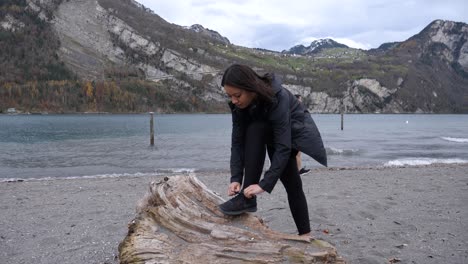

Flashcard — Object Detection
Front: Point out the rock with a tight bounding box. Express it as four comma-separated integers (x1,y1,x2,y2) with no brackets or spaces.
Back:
188,24,230,45
0,14,26,32
429,20,468,69
352,79,396,99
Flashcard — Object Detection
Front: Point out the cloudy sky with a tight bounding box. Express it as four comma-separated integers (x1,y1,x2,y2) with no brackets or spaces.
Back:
135,0,468,51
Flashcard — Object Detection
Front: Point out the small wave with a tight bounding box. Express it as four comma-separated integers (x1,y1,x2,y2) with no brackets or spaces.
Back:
164,168,195,173
384,158,468,167
0,169,195,183
326,147,361,156
441,137,468,143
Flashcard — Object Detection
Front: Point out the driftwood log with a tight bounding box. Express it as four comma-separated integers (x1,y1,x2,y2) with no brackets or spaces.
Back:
119,175,345,263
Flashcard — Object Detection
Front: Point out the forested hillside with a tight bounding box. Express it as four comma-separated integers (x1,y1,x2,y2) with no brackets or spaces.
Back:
0,0,227,113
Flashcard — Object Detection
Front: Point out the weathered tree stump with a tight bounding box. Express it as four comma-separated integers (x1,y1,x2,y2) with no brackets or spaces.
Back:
119,175,345,263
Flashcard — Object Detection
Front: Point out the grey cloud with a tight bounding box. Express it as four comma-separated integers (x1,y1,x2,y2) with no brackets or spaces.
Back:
137,0,468,51
248,24,305,51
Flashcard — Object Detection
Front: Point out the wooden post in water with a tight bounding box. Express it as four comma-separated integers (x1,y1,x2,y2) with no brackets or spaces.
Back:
150,112,154,146
340,100,344,131
341,112,344,131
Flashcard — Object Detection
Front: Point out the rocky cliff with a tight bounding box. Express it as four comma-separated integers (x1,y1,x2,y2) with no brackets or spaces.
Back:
1,0,467,113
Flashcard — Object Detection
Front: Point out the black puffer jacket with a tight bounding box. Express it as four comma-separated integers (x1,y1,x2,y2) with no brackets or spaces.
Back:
229,75,327,193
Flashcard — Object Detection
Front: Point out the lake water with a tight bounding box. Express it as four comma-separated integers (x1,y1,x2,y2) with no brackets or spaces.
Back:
1,114,467,181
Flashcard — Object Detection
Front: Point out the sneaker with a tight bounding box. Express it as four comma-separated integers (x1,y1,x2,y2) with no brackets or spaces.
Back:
219,193,257,215
299,167,311,175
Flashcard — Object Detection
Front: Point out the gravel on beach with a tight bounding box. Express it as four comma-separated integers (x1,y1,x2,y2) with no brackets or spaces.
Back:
1,164,467,264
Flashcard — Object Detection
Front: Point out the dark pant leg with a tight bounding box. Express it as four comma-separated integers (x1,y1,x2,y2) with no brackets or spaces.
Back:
242,121,267,188
280,150,311,235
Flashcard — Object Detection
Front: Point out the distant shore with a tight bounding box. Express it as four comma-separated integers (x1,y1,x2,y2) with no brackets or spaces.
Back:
0,111,230,115
1,164,467,264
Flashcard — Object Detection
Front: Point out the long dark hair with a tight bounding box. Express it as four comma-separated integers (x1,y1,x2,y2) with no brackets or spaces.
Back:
221,64,275,103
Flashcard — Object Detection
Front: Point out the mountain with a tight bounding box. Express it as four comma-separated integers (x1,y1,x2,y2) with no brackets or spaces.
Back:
379,42,400,50
386,19,468,113
0,0,467,114
187,24,230,45
395,20,468,73
282,38,349,55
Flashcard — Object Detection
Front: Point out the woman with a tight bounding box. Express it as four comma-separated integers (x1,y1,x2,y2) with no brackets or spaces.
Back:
218,64,327,236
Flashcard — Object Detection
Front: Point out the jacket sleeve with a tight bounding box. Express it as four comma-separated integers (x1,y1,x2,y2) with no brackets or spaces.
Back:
229,104,245,184
259,91,292,193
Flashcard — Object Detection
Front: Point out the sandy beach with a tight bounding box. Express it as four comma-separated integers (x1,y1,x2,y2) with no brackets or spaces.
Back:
1,164,467,264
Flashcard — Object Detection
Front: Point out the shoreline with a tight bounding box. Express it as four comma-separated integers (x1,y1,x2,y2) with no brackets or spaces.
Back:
2,162,467,183
1,164,467,263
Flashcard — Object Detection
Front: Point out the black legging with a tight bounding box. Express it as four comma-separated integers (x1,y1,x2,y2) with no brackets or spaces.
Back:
242,121,311,235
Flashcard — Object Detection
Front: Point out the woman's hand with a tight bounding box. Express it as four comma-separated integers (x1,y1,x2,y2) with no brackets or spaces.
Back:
228,182,241,196
243,184,264,198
